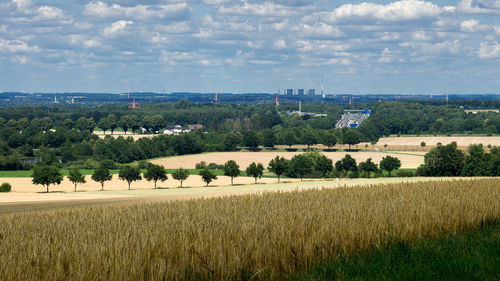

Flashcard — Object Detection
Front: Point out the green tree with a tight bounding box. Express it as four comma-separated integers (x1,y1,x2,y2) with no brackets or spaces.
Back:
68,168,86,192
421,141,426,151
150,115,166,133
119,165,142,190
128,115,141,134
380,156,402,176
342,130,360,150
461,144,490,176
97,117,111,135
262,130,276,148
144,163,168,189
224,160,240,185
417,142,465,177
335,154,357,174
172,168,190,187
107,114,118,135
199,167,217,186
323,132,337,149
91,165,112,191
32,165,63,193
223,132,241,151
17,118,29,131
63,118,74,130
246,162,264,183
242,130,260,149
119,115,130,135
314,154,333,178
358,158,378,173
289,154,313,180
268,156,288,182
283,131,296,149
302,129,317,148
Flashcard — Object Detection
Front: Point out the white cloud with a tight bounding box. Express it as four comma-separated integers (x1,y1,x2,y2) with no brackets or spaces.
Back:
36,6,63,20
218,1,308,17
13,0,33,13
84,1,190,20
460,19,492,32
273,39,286,49
0,38,39,53
478,41,500,58
103,20,133,37
301,23,344,39
322,0,442,24
458,0,500,14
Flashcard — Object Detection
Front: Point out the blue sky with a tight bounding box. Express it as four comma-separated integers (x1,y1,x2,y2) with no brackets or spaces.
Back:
0,0,499,94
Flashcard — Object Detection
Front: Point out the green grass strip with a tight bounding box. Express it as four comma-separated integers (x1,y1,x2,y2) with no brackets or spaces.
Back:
297,223,500,281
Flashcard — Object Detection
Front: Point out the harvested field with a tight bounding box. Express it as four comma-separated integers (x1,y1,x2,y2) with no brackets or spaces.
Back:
377,136,500,147
2,174,292,195
0,177,457,207
151,151,424,170
0,178,498,280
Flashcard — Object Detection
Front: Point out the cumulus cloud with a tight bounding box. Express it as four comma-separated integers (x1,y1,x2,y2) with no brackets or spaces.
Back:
0,38,39,53
84,1,190,20
478,41,500,58
103,20,133,37
321,0,443,24
458,0,500,14
0,0,499,93
218,1,309,17
460,19,492,32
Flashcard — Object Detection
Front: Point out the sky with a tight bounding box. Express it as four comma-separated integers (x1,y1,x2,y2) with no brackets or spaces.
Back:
0,0,499,94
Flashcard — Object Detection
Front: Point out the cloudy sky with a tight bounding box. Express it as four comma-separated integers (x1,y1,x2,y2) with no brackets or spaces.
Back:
0,0,499,94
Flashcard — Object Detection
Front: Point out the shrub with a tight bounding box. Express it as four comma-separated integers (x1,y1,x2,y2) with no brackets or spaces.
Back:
195,161,207,169
137,160,150,169
0,182,11,192
208,162,224,170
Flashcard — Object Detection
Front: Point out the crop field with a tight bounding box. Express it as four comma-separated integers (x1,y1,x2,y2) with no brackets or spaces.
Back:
0,178,498,280
1,174,289,195
0,177,452,206
151,151,425,170
373,136,500,151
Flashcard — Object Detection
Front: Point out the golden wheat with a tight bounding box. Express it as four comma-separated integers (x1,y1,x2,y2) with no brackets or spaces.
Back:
0,179,499,280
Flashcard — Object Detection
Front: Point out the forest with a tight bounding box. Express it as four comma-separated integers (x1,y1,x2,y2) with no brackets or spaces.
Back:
0,99,499,170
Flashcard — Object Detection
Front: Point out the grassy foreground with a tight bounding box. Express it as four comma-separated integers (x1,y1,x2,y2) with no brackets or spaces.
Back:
298,223,500,281
0,179,498,280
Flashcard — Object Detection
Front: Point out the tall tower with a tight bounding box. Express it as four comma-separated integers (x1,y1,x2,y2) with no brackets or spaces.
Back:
321,76,324,98
446,92,448,104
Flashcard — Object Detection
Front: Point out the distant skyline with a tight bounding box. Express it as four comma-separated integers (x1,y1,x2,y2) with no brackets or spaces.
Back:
0,0,499,94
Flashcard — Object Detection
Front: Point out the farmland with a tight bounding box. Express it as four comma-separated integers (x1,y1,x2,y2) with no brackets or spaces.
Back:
150,151,425,170
0,177,457,207
0,178,498,280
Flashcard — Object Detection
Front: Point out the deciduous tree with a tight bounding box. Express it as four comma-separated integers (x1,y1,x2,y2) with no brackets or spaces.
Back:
224,160,240,185
32,165,63,193
119,165,142,190
199,167,217,186
268,156,288,182
144,163,168,189
68,168,86,192
172,168,190,187
246,162,264,183
380,156,402,176
91,165,112,191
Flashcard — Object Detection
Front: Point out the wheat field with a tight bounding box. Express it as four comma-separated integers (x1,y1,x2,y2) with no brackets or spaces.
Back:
0,179,499,280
